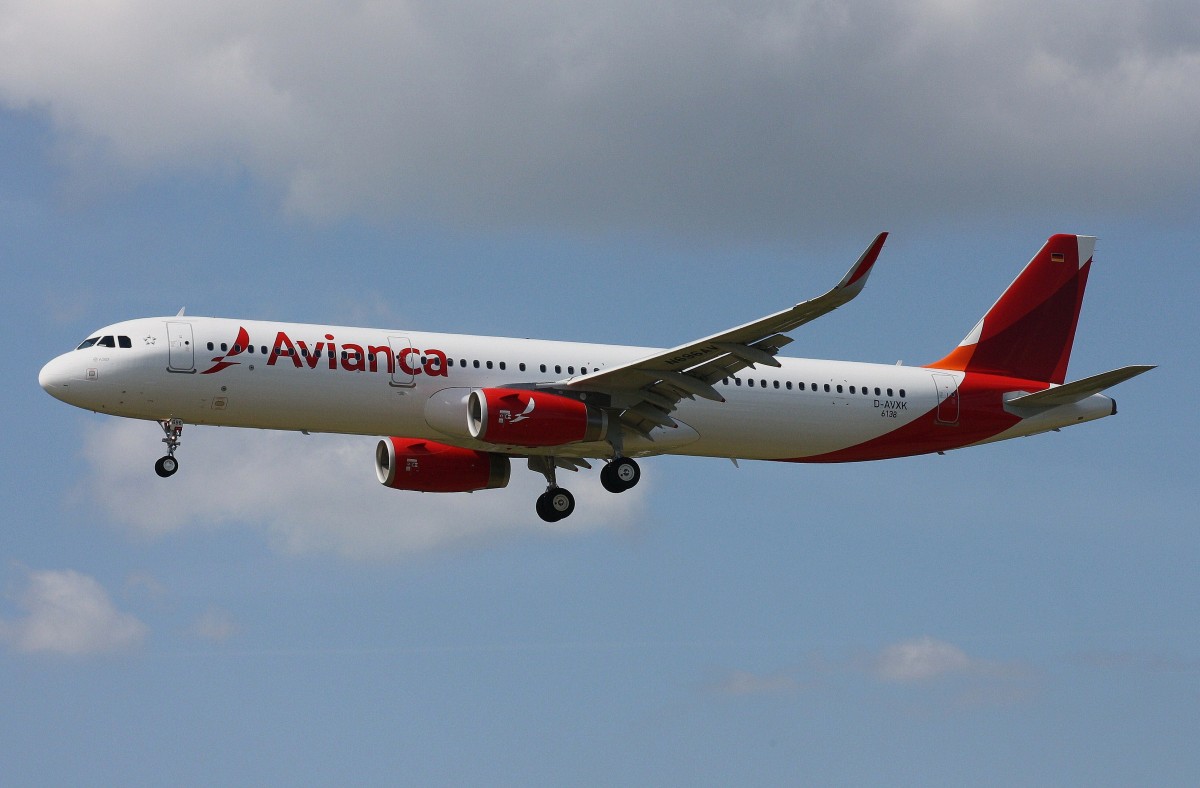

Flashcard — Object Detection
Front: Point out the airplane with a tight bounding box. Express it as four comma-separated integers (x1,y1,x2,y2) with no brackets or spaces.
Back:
39,233,1153,522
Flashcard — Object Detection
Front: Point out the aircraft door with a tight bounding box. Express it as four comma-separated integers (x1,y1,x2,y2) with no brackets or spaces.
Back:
932,373,960,425
166,321,195,372
388,336,417,387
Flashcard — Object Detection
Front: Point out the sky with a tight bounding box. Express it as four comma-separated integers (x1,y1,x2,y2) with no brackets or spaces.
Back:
1,1,1197,784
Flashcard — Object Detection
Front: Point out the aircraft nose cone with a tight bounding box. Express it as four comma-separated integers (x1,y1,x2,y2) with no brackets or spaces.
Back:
39,355,72,398
38,359,57,391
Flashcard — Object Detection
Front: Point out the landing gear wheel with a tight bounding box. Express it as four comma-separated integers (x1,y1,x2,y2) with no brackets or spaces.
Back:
601,457,640,493
154,455,178,478
536,488,575,522
156,419,183,479
535,492,552,521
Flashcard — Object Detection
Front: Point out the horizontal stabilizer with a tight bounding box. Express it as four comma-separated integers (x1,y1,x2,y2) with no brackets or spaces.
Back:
1005,365,1155,409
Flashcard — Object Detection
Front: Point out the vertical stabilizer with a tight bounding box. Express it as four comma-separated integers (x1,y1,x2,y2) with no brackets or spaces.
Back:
928,234,1094,384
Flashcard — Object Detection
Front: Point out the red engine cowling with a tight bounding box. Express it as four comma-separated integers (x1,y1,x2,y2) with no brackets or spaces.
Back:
468,388,607,447
375,437,510,493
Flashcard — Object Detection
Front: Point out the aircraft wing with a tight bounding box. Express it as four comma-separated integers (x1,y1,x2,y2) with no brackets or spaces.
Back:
558,232,888,437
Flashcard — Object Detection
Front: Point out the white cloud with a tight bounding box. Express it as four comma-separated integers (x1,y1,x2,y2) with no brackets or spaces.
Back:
705,637,1030,706
710,669,800,696
875,636,976,682
2,1,1198,236
78,418,646,560
124,572,169,601
188,607,238,642
873,635,1033,687
0,569,147,656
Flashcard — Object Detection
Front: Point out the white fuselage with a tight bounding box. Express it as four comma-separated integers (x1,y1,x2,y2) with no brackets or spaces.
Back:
39,316,1114,462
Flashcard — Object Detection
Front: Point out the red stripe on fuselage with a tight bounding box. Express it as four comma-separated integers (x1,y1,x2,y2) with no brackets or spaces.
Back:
785,372,1047,463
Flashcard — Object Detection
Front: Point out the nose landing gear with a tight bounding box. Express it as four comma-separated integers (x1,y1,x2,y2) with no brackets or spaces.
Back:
155,418,183,477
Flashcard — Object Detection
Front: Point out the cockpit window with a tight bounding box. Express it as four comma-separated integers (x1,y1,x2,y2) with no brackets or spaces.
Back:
75,334,132,350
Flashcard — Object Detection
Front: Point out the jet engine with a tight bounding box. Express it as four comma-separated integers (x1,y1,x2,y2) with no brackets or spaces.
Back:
424,387,608,447
375,437,510,493
467,387,607,447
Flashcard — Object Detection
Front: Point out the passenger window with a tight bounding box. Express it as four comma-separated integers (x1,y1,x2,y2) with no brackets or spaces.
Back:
486,361,493,369
568,366,574,374
540,364,547,373
875,387,881,396
786,381,792,390
232,344,241,353
849,386,855,394
473,360,480,369
118,336,132,348
220,343,228,351
581,367,588,374
76,337,99,350
555,365,562,374
899,389,906,398
824,384,830,392
499,362,506,370
773,380,780,389
887,388,894,397
748,379,755,387
207,342,215,351
519,363,526,372
735,378,742,386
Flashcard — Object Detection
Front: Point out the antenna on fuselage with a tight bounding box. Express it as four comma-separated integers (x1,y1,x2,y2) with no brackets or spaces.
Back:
176,307,186,317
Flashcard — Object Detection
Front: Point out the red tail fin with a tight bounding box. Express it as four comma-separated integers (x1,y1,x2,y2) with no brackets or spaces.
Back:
928,234,1094,384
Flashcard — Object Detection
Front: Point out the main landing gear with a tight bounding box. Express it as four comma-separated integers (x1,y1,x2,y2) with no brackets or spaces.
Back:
529,457,575,523
600,457,640,493
529,455,641,522
155,418,183,478
536,487,576,522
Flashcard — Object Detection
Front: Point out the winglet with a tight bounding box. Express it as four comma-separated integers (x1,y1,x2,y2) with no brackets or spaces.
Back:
835,232,888,296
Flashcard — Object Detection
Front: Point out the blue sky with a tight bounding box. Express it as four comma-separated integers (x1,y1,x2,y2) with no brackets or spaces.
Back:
2,2,1197,784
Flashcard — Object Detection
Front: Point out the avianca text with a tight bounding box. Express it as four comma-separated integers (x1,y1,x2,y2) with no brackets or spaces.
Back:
204,328,449,376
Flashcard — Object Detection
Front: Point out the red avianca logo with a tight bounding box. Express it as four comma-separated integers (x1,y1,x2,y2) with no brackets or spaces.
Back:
201,327,449,377
201,327,252,374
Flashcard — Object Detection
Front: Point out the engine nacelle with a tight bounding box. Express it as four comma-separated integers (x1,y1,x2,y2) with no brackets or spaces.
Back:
468,388,607,447
375,437,510,493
